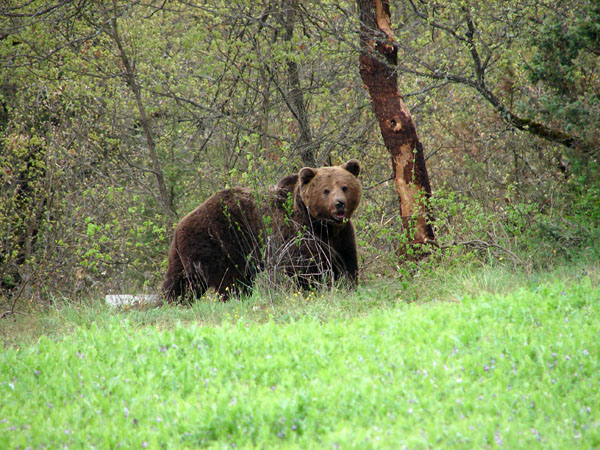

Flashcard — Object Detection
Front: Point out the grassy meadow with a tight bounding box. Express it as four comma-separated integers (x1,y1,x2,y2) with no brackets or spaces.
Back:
2,251,600,448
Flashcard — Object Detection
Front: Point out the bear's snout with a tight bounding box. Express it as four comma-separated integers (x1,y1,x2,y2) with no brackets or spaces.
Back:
332,198,347,221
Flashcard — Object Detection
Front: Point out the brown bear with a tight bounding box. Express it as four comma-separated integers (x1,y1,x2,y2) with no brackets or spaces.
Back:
162,159,361,302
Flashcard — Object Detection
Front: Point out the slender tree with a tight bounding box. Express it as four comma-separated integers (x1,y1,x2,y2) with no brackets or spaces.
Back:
356,0,435,246
281,0,318,167
105,11,175,231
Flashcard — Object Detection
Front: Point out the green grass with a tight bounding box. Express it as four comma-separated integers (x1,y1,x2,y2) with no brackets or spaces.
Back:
3,243,599,349
2,271,599,448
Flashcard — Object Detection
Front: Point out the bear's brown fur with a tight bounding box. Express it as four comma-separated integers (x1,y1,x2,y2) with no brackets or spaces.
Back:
162,160,362,302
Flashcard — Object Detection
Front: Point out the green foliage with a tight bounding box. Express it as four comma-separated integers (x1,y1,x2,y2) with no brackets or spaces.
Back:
528,3,599,94
570,164,600,226
525,2,600,139
1,275,599,447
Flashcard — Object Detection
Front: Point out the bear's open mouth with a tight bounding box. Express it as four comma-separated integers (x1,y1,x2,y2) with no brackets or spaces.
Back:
333,212,345,221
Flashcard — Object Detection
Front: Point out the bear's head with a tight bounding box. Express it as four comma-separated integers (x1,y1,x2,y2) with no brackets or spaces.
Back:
297,159,361,224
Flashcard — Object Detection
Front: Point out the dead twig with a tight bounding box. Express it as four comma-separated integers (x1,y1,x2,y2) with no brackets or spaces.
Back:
430,239,523,265
363,176,393,191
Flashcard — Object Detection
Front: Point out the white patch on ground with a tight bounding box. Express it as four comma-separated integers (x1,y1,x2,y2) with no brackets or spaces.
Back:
105,294,160,307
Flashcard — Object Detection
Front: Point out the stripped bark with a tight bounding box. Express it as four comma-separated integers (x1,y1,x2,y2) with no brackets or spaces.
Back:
357,0,435,245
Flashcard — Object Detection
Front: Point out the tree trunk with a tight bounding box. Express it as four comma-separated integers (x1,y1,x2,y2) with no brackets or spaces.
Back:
357,0,435,245
282,0,318,167
109,16,175,232
258,64,271,153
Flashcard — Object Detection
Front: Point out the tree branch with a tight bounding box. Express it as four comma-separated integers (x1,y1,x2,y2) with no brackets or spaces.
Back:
281,0,318,166
403,3,599,160
107,10,175,229
432,239,524,265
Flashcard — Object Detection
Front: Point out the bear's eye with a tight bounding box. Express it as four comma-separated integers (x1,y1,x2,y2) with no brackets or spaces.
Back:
323,189,330,195
342,186,348,192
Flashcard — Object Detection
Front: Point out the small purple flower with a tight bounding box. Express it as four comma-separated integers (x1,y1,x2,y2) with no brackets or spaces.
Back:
495,431,503,446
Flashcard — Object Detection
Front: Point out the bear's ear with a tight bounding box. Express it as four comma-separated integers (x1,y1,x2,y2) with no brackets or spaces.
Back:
275,174,299,190
343,159,360,177
274,174,299,200
299,167,317,185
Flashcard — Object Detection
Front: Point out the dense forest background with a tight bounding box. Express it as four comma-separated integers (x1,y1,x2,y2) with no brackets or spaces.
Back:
1,0,598,305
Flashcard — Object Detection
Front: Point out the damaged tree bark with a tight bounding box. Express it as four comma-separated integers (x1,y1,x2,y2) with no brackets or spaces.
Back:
357,0,435,246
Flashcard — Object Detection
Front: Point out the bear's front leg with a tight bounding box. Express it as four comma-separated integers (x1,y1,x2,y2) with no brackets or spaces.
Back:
332,222,359,286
